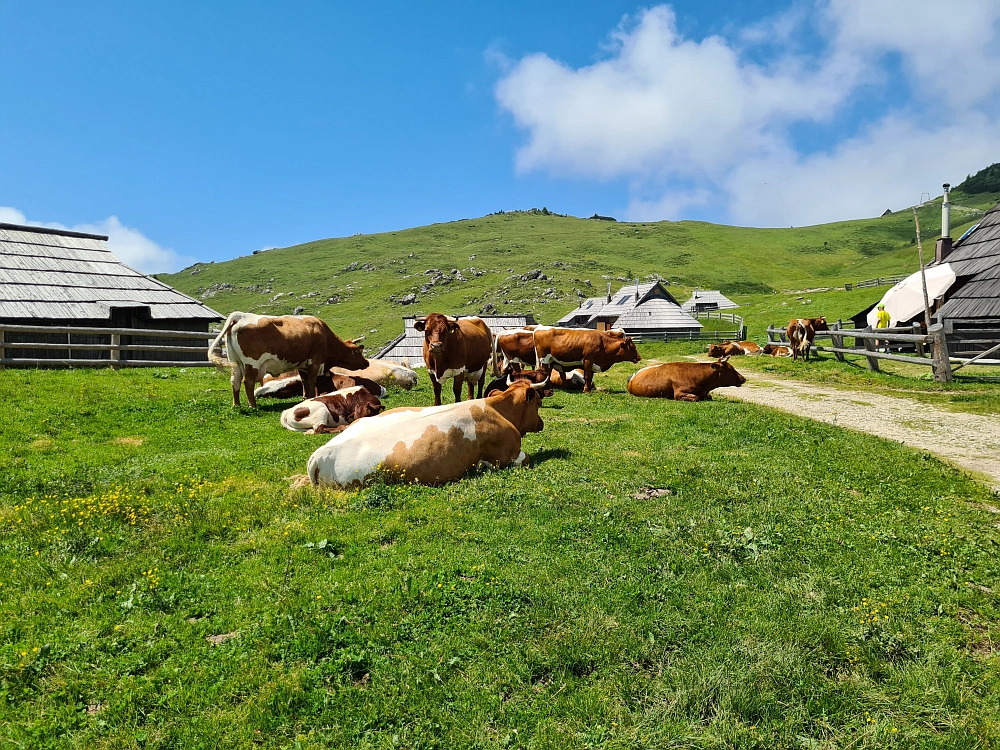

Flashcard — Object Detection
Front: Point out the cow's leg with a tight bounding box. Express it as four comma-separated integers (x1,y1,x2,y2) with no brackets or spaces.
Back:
476,369,486,399
300,365,319,398
582,361,595,393
675,393,701,402
430,373,443,406
244,369,258,409
453,375,464,404
231,364,244,407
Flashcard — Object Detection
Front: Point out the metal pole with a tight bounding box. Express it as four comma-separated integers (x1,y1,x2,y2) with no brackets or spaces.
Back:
913,208,933,330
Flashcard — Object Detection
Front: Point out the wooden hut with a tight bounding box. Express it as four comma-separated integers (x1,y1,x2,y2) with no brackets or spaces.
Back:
0,222,222,365
681,289,738,314
556,282,702,337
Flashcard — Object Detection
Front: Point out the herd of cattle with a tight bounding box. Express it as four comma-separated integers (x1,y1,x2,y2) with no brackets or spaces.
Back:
207,312,827,488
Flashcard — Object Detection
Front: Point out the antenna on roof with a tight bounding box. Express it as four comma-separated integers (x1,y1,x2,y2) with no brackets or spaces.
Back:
607,282,612,303
635,278,639,302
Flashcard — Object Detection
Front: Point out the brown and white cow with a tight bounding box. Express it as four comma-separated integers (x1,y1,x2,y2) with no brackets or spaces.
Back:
785,317,829,361
209,312,368,408
333,359,419,390
307,379,546,486
762,343,793,357
492,328,538,375
532,327,641,393
280,387,384,434
549,367,586,391
627,358,746,401
255,371,386,400
415,313,493,406
707,341,762,357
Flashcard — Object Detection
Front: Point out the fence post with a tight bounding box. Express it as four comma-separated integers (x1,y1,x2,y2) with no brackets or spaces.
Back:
862,326,880,372
930,323,952,382
0,328,5,370
831,320,845,362
111,333,121,370
913,322,925,356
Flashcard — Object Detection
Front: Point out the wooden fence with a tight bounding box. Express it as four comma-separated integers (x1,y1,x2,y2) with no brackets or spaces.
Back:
847,274,907,291
766,320,1000,382
0,323,218,369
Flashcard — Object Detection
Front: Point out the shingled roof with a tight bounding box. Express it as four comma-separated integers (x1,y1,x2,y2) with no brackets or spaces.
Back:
0,223,221,321
680,289,738,313
556,282,702,332
935,200,1000,320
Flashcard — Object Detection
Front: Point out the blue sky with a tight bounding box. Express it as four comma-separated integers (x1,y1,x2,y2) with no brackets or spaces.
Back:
2,1,999,272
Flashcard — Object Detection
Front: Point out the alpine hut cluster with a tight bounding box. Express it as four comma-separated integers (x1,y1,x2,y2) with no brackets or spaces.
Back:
0,222,222,365
556,281,702,337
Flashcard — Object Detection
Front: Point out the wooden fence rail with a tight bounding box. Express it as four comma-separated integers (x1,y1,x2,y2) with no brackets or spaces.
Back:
0,323,218,370
766,320,1000,382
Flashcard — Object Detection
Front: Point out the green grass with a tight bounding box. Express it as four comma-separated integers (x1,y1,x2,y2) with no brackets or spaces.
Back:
2,358,999,748
159,194,996,354
639,342,1000,416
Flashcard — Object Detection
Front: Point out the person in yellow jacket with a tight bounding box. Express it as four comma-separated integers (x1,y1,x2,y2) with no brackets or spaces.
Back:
875,303,891,352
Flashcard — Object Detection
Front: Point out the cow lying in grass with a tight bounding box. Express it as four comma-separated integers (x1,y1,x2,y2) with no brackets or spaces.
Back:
762,344,793,357
484,366,553,397
307,380,546,486
550,368,585,390
707,341,762,357
280,387,384,434
333,359,418,390
627,358,746,401
255,370,386,399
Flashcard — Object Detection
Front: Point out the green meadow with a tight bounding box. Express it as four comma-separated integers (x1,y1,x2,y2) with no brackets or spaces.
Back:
2,358,999,748
159,192,999,352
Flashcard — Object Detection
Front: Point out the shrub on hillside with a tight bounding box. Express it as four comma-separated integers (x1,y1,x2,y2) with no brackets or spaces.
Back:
956,162,1000,195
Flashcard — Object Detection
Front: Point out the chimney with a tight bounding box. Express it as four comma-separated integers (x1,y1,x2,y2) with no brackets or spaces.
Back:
607,282,612,304
935,183,953,262
634,279,640,301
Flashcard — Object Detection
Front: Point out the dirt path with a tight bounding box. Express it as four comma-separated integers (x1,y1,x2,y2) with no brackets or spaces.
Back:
720,378,1000,490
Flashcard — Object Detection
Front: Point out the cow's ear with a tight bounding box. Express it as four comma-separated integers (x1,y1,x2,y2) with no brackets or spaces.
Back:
447,321,460,333
413,319,426,332
525,388,536,402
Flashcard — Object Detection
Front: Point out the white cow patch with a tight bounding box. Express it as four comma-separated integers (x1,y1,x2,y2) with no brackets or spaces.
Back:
539,353,600,372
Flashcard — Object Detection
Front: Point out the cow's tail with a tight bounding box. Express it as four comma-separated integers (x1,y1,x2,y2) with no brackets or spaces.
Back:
208,312,241,369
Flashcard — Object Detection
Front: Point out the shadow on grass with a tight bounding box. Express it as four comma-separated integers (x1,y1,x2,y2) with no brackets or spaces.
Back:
532,447,572,464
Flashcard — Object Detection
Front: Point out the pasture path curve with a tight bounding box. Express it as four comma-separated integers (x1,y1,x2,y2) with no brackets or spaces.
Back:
720,377,1000,490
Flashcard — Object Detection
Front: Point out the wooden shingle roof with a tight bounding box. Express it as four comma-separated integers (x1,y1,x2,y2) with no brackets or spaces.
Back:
681,289,738,313
936,200,1000,320
0,223,222,321
556,282,702,331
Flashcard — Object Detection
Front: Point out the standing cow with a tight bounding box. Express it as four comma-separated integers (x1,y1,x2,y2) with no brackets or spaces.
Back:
415,313,493,406
533,327,641,393
209,312,368,408
492,328,538,375
786,317,828,361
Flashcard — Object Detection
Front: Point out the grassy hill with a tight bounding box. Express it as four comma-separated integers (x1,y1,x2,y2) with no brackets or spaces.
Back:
160,192,998,350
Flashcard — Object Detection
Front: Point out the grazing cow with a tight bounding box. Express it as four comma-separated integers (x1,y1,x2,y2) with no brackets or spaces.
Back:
255,371,386,400
280,387,384,434
492,328,538,375
627,358,746,401
307,379,547,486
333,359,418,390
415,314,492,406
550,368,586,391
533,327,641,392
209,312,368,408
762,343,793,357
484,366,553,397
785,317,829,361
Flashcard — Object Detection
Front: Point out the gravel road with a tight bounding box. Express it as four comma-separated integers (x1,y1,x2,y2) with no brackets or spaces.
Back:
720,378,1000,490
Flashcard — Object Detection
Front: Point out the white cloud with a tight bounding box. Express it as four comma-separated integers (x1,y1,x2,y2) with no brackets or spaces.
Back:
0,208,191,273
495,2,1000,227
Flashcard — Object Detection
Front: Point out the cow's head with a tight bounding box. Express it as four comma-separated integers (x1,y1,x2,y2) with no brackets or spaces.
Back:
812,316,829,332
335,335,369,371
351,392,384,422
414,313,459,355
707,343,727,358
506,369,554,397
505,380,546,435
613,335,642,364
711,357,746,388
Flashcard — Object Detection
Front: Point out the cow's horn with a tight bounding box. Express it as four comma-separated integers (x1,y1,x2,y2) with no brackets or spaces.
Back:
352,334,366,343
530,377,550,390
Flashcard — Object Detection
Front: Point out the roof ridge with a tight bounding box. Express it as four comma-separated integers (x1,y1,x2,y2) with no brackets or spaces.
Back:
0,222,110,241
